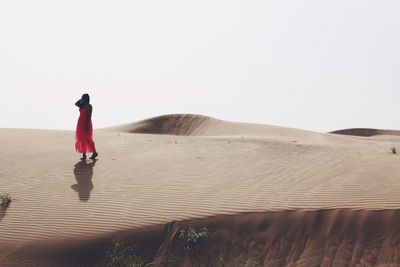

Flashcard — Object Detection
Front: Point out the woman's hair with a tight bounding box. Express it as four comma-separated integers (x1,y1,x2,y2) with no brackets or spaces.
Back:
82,94,90,105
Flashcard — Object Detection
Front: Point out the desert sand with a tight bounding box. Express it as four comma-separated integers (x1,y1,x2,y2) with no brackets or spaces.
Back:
1,114,400,266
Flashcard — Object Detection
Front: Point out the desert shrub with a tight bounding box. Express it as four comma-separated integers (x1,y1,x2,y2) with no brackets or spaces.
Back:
391,147,397,154
179,227,209,251
0,193,11,206
106,237,144,267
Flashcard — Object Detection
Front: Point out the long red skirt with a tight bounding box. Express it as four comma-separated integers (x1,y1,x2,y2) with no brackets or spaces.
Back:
75,108,96,153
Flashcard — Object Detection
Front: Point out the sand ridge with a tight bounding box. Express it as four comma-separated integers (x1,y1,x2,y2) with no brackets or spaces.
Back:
330,128,400,137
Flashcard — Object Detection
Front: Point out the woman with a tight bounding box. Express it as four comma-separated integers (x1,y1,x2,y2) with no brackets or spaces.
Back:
75,94,98,160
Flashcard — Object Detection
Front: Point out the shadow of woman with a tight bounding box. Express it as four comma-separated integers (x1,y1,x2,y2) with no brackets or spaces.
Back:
71,159,96,201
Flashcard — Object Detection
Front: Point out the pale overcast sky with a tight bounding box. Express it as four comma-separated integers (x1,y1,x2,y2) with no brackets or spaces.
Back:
1,0,399,132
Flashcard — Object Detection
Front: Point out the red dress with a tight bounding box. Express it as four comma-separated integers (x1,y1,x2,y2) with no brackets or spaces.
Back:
75,107,96,153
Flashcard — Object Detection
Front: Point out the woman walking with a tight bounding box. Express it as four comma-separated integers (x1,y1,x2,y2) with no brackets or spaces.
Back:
75,93,98,160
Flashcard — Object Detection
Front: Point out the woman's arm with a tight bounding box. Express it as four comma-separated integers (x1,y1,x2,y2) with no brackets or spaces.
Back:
75,99,82,107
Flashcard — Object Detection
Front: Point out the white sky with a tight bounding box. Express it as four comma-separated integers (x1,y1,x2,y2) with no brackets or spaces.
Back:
1,0,399,132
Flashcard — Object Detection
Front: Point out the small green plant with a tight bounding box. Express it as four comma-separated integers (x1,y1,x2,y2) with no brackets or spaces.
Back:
179,227,209,251
106,236,144,267
391,147,397,154
0,193,11,206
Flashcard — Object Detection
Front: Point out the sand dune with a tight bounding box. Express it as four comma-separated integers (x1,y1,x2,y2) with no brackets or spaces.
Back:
1,114,400,265
104,114,322,139
330,128,400,137
103,114,213,135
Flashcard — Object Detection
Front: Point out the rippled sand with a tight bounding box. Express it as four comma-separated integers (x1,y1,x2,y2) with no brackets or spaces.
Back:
1,115,400,265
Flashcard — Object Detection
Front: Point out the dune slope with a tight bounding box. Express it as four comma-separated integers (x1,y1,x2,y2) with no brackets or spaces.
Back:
4,210,400,266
